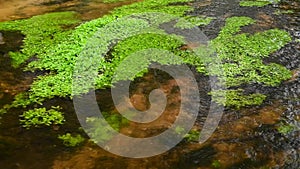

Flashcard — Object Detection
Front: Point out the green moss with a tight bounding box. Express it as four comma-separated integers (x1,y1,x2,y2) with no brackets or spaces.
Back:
58,133,85,147
239,0,280,7
19,106,65,129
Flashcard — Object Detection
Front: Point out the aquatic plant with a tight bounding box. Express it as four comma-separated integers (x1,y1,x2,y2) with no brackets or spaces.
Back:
174,126,200,142
0,0,292,121
240,0,280,7
58,133,85,147
85,112,129,143
210,90,267,109
274,9,294,15
184,129,200,142
20,107,64,129
209,16,291,108
0,12,80,67
174,15,213,29
277,122,294,135
212,160,221,168
0,0,206,111
102,0,127,3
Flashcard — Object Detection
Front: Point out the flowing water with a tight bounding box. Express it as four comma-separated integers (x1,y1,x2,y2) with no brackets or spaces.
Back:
0,0,299,169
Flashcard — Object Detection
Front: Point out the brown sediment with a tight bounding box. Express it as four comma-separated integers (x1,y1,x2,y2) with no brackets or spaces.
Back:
0,0,139,22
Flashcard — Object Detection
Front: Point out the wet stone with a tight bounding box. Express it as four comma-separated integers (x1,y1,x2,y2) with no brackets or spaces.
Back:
0,32,4,45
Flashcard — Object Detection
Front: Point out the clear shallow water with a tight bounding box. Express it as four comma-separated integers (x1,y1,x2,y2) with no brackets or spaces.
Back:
0,0,299,168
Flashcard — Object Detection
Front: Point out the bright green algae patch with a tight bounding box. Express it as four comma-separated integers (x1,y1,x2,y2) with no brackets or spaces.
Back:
0,0,292,120
239,0,280,7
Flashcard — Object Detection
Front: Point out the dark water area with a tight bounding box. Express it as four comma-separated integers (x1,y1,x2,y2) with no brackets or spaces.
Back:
0,0,299,169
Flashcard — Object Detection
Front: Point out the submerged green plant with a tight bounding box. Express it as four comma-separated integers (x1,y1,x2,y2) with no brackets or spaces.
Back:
212,160,221,168
210,89,267,109
274,9,294,15
175,15,213,29
277,122,294,135
0,0,292,120
209,16,291,108
85,112,129,143
174,126,200,142
102,0,127,3
0,12,80,67
184,129,200,142
20,107,64,129
58,133,85,147
240,0,280,7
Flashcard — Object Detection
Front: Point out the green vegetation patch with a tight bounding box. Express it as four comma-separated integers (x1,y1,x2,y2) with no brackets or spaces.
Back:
210,89,267,109
85,112,129,143
0,12,80,67
0,0,205,114
175,15,213,29
0,0,292,126
277,123,295,135
102,0,127,3
209,16,291,108
58,133,85,147
20,107,65,129
239,0,280,7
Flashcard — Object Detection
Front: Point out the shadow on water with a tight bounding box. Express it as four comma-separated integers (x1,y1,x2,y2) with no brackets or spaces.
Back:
0,0,299,169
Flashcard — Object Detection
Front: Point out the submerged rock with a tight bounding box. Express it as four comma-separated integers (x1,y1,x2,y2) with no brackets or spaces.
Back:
0,32,4,44
288,68,300,82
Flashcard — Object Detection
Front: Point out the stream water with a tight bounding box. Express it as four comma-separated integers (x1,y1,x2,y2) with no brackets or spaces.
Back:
0,0,299,169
